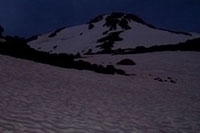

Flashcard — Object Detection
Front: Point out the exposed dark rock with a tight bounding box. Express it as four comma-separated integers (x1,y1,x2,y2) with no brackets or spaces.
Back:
119,18,131,30
27,35,39,42
88,24,95,30
103,12,150,31
88,12,144,31
53,45,58,49
117,59,136,65
167,77,172,80
154,77,163,82
170,80,176,84
96,31,123,52
102,31,109,35
48,27,65,38
85,49,93,54
153,76,177,84
104,15,120,31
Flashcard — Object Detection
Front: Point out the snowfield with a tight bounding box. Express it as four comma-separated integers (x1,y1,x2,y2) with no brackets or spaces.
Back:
0,51,200,133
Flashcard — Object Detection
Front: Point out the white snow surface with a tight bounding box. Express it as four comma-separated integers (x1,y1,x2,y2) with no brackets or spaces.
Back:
28,19,108,54
115,22,199,49
28,16,199,54
0,51,200,132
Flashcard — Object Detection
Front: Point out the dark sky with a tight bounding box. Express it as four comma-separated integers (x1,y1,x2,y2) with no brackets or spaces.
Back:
0,0,199,37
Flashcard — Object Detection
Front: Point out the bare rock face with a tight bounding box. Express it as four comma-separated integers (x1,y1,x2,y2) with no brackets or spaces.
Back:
117,58,136,65
96,31,123,52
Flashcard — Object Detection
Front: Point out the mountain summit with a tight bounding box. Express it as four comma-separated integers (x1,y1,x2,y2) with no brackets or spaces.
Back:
28,12,199,54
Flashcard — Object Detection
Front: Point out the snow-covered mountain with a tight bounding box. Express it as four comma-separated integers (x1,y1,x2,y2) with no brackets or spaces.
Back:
1,13,200,133
28,12,199,54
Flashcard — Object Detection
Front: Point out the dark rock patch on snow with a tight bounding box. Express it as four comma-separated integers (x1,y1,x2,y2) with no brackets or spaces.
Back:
103,13,131,31
27,35,39,42
53,45,58,49
154,77,177,84
48,27,65,38
154,77,163,82
96,31,123,52
117,59,136,65
88,23,95,30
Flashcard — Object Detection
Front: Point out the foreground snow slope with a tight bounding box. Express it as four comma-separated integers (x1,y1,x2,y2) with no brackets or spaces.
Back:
28,13,199,54
0,52,200,133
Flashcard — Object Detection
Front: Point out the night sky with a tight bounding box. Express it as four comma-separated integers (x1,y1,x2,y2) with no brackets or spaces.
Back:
0,0,199,37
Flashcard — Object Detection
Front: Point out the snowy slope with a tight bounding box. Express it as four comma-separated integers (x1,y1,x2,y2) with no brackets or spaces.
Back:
0,52,200,132
28,13,199,54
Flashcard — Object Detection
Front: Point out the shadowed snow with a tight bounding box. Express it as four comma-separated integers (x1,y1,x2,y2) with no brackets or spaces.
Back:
0,52,200,132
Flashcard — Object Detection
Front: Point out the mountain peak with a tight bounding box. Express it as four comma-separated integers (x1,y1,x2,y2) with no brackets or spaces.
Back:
88,12,155,31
